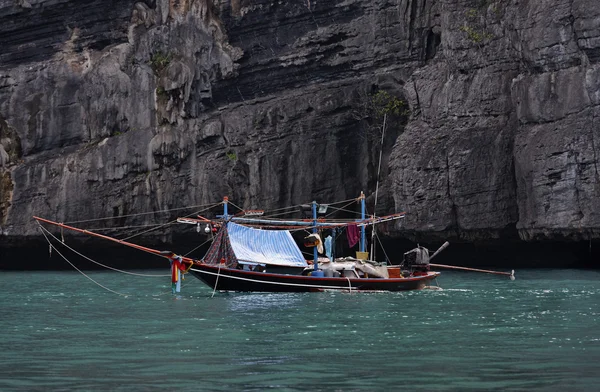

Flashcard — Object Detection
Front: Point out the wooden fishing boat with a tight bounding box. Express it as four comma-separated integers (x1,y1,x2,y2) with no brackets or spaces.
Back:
33,192,449,293
188,264,438,293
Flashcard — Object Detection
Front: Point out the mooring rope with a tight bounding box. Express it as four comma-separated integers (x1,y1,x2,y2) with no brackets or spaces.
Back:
346,276,352,293
39,225,129,296
153,278,194,297
38,223,169,277
211,263,222,298
40,223,197,297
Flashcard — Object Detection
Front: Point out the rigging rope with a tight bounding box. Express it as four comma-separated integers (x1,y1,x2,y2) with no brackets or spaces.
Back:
183,238,213,258
324,205,363,217
38,225,129,296
224,200,245,217
78,223,175,233
39,223,197,297
254,203,310,218
64,202,222,225
119,219,178,241
313,197,357,206
373,113,387,220
324,199,357,218
259,209,305,219
235,198,358,219
371,113,387,260
38,223,169,277
373,231,392,265
120,203,221,241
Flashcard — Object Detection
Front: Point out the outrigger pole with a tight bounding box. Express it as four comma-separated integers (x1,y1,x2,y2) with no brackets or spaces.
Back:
429,263,516,280
32,216,195,264
426,241,514,279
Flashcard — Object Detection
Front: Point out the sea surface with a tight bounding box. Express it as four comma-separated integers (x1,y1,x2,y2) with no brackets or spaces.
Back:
0,268,599,391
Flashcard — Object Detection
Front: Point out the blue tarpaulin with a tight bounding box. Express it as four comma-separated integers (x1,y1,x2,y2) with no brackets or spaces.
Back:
227,222,308,267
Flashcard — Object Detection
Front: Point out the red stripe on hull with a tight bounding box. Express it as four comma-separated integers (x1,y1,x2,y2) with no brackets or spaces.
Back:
189,264,438,292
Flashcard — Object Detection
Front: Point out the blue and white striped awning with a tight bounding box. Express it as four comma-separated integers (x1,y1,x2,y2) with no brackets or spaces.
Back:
227,222,308,268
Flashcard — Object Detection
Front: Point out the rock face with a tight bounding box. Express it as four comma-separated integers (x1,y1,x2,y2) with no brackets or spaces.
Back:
0,0,599,264
392,0,600,246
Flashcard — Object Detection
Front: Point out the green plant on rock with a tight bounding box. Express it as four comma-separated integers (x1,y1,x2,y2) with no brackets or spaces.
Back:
370,90,408,118
156,86,167,96
149,51,171,73
226,151,237,161
460,25,493,43
350,89,410,146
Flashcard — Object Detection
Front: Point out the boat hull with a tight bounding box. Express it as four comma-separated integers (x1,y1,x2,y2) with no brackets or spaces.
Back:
189,264,439,292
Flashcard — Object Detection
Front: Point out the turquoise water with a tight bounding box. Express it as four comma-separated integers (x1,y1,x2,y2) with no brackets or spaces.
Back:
1,268,599,391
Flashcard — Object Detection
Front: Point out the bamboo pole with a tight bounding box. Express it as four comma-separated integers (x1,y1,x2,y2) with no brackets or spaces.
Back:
33,216,195,264
429,263,515,280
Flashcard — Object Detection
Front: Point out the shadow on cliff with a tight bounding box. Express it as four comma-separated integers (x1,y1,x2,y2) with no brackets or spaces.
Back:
381,239,600,269
2,237,598,270
0,234,211,271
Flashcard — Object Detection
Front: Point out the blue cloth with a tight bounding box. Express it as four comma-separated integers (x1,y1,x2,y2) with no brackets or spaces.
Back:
227,222,308,267
325,235,333,260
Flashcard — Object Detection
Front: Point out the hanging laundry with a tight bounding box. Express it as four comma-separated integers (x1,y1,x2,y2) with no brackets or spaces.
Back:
316,234,323,254
347,224,359,248
304,233,324,254
325,235,333,260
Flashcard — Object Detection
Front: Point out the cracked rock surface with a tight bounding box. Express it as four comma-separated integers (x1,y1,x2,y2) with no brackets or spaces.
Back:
1,0,599,258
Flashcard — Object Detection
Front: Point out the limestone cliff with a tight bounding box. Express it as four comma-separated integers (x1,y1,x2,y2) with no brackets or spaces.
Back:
0,0,599,265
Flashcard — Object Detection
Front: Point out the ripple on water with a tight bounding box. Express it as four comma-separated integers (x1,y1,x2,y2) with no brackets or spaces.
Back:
0,269,599,390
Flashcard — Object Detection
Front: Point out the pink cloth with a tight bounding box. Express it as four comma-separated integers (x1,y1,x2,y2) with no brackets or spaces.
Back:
347,224,359,248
